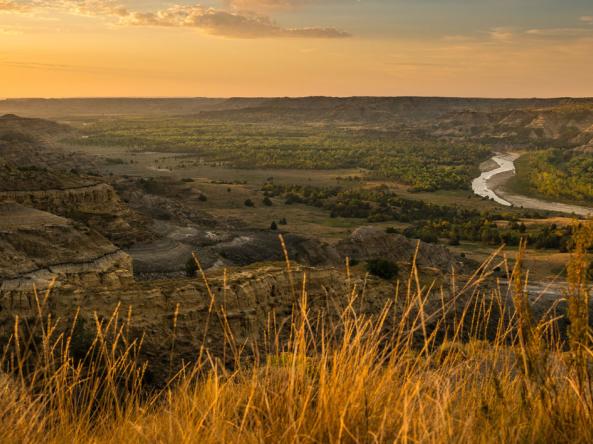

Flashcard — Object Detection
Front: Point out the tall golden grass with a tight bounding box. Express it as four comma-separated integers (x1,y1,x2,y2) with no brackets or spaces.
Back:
1,229,593,443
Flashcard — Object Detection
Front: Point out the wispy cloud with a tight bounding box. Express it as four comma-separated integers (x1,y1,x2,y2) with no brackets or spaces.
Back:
0,0,350,39
489,27,513,42
525,27,593,39
581,16,593,24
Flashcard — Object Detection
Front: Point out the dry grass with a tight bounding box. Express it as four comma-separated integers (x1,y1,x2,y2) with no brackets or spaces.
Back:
2,230,593,443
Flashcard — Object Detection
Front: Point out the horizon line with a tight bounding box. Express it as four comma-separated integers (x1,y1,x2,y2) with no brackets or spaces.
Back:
2,95,593,101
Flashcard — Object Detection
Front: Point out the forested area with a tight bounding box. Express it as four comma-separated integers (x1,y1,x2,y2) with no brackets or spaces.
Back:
513,148,593,203
66,119,491,191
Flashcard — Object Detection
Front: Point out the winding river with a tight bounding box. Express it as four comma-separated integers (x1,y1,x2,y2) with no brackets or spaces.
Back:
472,153,593,217
472,153,519,207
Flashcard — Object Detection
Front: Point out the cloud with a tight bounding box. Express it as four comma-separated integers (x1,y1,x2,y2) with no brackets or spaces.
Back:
223,0,314,11
65,0,129,17
124,5,349,38
581,16,593,24
0,0,31,12
0,0,349,39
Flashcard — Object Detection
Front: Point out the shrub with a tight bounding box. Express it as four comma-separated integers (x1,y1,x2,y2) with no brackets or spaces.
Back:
185,257,198,277
244,199,255,207
366,259,399,280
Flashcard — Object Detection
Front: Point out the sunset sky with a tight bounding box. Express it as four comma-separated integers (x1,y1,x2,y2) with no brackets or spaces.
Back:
1,0,593,98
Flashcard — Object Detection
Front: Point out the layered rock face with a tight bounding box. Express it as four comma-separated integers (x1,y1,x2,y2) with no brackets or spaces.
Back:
0,182,115,212
0,203,134,301
1,261,395,383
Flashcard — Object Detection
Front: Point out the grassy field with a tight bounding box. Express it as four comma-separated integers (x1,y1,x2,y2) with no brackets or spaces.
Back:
2,231,593,443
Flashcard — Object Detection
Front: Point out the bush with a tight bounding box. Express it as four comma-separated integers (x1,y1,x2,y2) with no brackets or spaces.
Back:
198,194,208,202
244,199,255,207
263,197,273,206
270,221,278,230
185,257,198,277
448,236,460,246
366,259,399,280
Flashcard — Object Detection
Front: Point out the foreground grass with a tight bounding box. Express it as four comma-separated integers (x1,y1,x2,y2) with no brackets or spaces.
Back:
2,233,593,443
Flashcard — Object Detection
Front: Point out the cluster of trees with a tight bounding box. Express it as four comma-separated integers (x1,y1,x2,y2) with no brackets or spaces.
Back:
403,220,576,251
264,183,491,223
264,182,580,252
262,183,342,207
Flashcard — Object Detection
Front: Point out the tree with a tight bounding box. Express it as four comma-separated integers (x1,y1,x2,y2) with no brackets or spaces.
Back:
270,221,278,230
244,199,255,207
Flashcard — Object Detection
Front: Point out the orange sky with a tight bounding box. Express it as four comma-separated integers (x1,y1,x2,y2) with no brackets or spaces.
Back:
1,0,593,98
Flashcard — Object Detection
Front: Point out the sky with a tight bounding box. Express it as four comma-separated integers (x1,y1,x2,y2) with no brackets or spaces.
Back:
1,0,593,98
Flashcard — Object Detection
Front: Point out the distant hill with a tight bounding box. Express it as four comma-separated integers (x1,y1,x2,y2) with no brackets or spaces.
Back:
0,113,70,139
1,96,593,120
2,97,593,149
198,97,593,123
0,98,233,118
